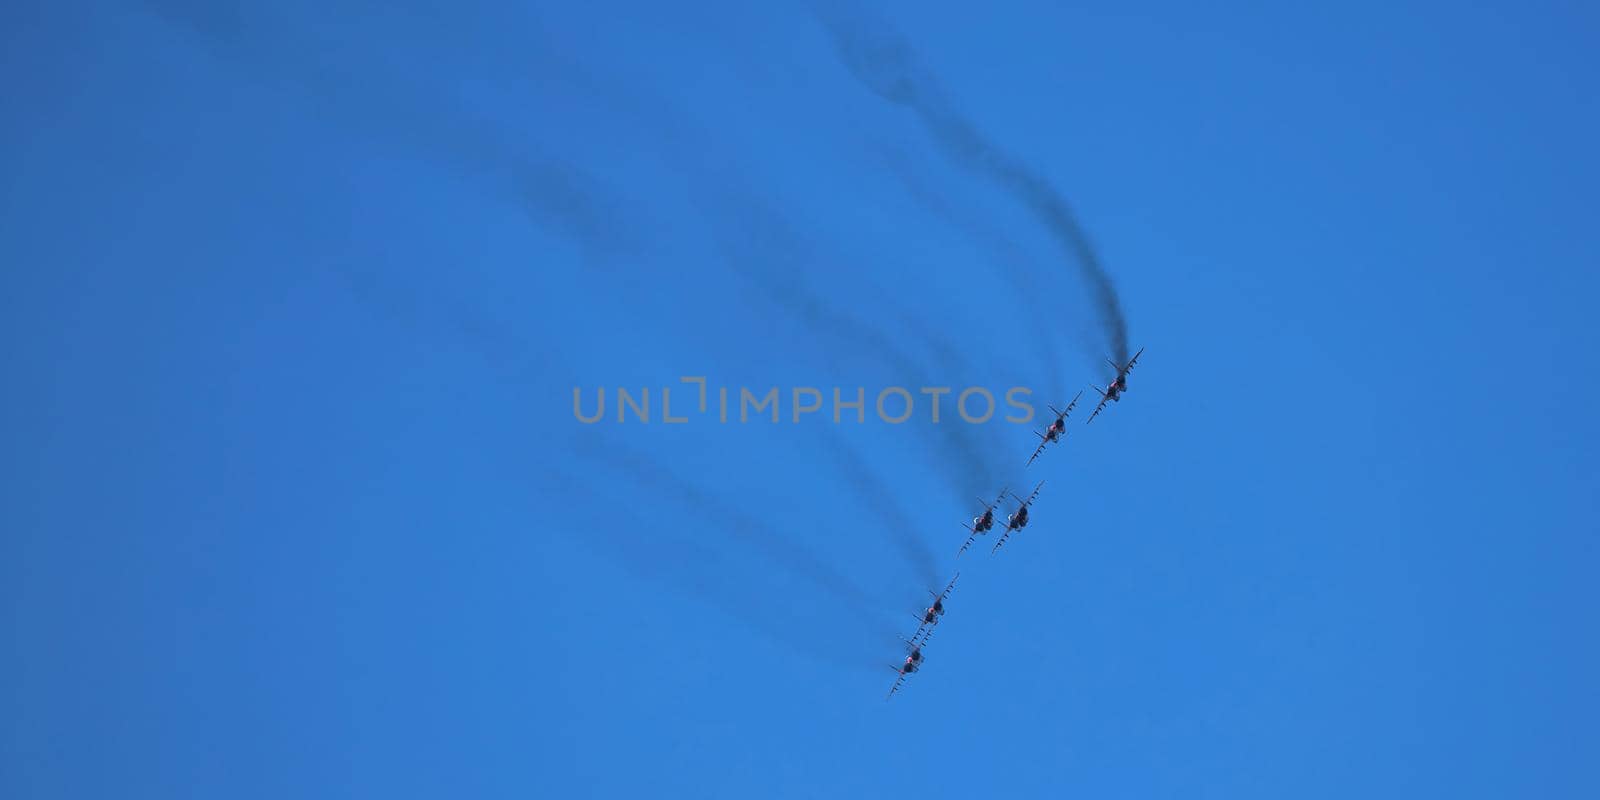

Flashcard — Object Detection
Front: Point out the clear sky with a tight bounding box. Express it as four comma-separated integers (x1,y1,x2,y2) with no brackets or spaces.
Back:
5,1,1598,797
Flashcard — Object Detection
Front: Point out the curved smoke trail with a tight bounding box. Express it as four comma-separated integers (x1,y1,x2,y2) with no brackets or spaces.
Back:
812,7,1131,368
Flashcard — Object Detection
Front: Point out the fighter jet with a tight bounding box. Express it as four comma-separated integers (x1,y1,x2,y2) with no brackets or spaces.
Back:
908,573,960,641
991,480,1045,554
1086,347,1144,424
1026,391,1083,466
958,489,1009,556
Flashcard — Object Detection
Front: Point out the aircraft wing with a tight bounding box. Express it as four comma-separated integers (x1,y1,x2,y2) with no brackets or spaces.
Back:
1063,389,1084,417
933,573,959,603
1026,435,1050,466
990,529,1013,554
1016,480,1045,507
957,532,978,557
1086,394,1110,425
905,612,941,648
1124,347,1144,374
895,625,936,665
905,617,932,644
887,671,908,699
957,522,981,556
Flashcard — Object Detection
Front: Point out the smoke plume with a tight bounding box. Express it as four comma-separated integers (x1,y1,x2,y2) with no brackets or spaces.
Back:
813,427,941,589
814,7,1131,368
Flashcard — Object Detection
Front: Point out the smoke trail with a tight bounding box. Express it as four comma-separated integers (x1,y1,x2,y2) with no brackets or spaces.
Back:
148,4,924,666
875,146,1069,400
705,194,1008,499
142,0,633,264
812,427,940,589
328,262,546,384
332,261,900,661
542,469,884,670
813,7,1131,368
314,175,901,644
571,431,895,635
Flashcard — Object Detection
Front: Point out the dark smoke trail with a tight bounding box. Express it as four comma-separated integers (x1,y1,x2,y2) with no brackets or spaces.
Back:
876,146,1068,400
813,7,1131,368
813,427,940,589
318,200,888,630
542,469,884,670
705,194,1008,499
143,0,634,265
329,262,543,383
333,262,898,661
572,432,894,636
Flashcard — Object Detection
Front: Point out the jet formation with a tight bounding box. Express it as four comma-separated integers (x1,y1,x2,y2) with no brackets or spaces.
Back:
886,348,1145,699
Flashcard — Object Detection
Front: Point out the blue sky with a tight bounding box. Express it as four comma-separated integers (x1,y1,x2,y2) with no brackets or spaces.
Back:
4,1,1598,797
